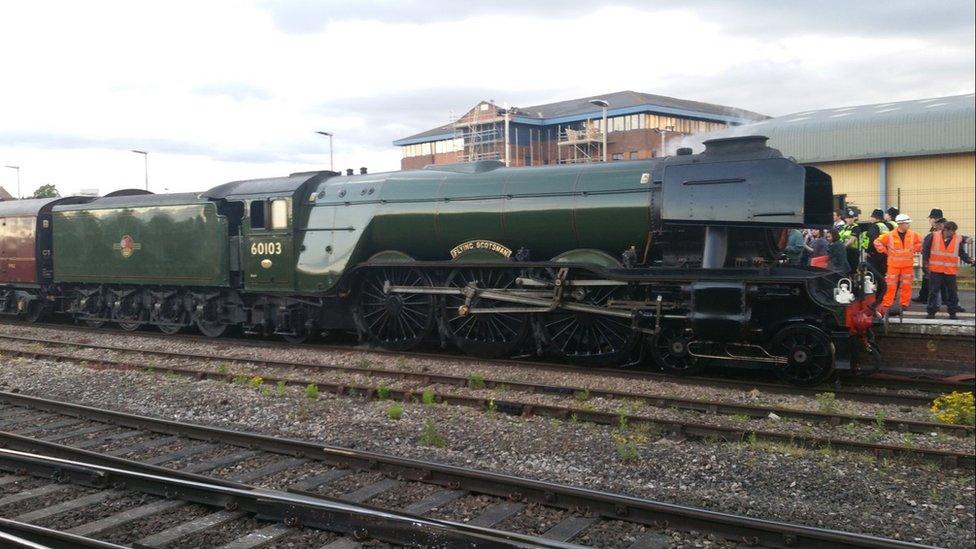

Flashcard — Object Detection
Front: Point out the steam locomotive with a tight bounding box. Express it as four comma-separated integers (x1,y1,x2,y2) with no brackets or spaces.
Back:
0,136,877,385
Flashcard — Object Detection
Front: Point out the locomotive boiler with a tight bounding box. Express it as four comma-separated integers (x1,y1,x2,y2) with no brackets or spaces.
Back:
0,136,876,385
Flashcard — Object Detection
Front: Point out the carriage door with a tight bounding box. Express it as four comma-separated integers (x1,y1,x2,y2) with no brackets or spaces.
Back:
243,197,294,291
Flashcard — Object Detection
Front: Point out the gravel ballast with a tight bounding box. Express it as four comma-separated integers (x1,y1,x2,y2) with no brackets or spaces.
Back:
0,354,973,547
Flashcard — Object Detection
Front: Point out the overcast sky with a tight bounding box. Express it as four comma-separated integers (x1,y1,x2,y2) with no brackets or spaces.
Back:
1,0,973,197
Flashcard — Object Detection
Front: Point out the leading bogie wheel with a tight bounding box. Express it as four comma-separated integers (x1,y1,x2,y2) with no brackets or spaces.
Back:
769,324,835,386
443,267,529,358
354,267,436,351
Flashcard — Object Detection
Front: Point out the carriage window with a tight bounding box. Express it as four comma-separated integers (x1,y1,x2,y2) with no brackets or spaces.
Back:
250,201,266,229
270,199,288,229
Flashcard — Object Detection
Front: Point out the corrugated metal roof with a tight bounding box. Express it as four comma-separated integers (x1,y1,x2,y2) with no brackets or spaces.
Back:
687,94,976,163
393,90,768,146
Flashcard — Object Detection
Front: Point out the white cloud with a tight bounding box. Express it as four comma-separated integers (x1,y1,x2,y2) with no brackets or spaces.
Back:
0,1,972,197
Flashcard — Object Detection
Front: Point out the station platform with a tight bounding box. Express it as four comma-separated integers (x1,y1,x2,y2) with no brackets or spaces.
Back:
874,312,975,380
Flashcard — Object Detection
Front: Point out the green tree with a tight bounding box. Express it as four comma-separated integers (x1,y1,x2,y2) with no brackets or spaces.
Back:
32,184,59,198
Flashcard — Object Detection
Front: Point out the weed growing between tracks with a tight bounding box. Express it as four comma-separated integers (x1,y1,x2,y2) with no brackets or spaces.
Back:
420,418,446,448
387,403,403,420
816,391,837,413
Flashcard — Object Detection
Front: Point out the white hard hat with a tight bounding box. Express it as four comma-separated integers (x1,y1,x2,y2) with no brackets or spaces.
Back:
895,214,912,223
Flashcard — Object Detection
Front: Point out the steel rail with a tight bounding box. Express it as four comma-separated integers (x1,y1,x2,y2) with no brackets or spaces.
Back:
0,447,577,548
0,518,130,549
0,335,971,440
0,393,938,549
2,350,973,468
2,319,970,403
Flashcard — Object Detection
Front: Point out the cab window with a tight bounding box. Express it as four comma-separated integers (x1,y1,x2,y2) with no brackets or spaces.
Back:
250,201,266,229
270,199,288,229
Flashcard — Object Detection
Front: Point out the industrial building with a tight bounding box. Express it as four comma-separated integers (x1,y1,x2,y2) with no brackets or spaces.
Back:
394,90,766,170
693,93,976,237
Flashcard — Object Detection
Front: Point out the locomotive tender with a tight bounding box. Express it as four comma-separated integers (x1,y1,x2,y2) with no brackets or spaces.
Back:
0,136,875,385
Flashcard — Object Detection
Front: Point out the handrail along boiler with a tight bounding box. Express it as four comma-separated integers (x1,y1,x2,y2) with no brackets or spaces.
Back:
0,136,877,386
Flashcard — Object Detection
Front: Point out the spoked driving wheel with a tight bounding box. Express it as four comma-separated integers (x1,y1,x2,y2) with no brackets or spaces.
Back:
354,267,436,351
536,278,637,366
769,324,835,386
649,326,702,376
443,267,529,358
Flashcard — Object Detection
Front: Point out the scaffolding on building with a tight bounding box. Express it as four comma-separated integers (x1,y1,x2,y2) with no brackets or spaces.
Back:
454,103,506,163
557,120,604,164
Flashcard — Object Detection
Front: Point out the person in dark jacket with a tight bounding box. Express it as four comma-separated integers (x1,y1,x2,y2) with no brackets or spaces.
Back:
860,209,890,299
826,229,850,273
914,208,944,303
884,207,899,231
784,228,805,265
806,228,828,265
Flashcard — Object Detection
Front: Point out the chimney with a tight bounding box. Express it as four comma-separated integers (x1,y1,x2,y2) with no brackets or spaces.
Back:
360,167,368,174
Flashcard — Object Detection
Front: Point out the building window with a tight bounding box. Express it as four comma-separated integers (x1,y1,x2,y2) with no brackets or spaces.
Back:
630,151,638,160
611,153,624,161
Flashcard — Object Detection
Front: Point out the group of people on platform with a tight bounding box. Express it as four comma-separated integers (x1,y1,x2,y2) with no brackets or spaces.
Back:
785,207,973,319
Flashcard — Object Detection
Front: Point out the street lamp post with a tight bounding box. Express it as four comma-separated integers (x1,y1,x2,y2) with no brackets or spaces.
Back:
315,131,334,172
130,150,149,190
3,165,19,198
588,99,609,162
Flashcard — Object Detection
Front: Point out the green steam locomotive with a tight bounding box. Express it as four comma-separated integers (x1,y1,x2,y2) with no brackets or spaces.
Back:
0,136,876,385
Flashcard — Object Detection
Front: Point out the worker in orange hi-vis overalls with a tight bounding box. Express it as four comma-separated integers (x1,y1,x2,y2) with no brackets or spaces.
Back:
873,213,922,317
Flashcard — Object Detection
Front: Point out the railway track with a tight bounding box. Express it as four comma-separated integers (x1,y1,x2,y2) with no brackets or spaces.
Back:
0,448,572,547
0,391,941,548
1,331,973,437
1,332,974,467
3,319,972,403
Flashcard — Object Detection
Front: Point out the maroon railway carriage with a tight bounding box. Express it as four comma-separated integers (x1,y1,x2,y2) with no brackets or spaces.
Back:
0,197,92,318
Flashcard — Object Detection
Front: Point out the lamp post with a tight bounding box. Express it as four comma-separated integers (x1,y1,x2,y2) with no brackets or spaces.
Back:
588,99,609,162
315,131,334,172
130,150,149,190
3,165,19,198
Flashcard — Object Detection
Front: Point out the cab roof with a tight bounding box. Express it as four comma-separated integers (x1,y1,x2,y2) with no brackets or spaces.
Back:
203,171,333,200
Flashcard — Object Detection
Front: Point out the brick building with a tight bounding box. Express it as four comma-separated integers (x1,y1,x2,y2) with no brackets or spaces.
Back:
394,90,766,170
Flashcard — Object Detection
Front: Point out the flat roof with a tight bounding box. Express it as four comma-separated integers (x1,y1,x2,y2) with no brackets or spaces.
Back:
394,90,768,146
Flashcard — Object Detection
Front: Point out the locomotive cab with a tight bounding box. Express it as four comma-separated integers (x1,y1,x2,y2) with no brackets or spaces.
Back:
203,172,334,294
